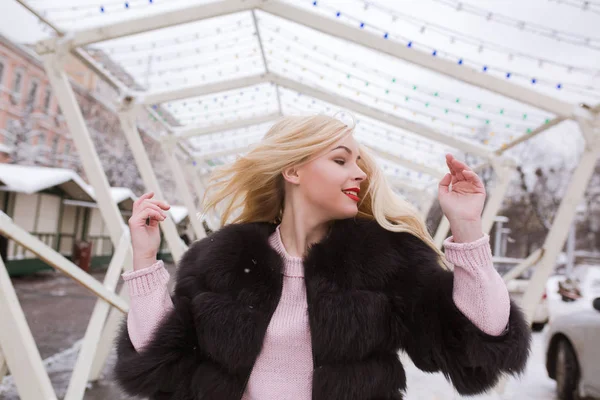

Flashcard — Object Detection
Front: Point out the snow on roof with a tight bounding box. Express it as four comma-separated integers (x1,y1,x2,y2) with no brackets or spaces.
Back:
110,187,137,204
88,186,138,210
169,205,189,225
0,163,95,201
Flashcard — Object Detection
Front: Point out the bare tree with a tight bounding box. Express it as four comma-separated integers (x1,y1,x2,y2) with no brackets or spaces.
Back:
498,135,576,257
8,87,41,165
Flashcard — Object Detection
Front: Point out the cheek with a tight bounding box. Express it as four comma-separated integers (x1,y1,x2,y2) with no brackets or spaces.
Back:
302,164,342,204
301,165,357,214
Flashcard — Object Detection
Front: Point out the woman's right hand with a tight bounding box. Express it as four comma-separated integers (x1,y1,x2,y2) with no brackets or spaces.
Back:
128,192,170,271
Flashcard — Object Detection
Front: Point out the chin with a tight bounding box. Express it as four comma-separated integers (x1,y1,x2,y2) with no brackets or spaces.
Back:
337,205,360,219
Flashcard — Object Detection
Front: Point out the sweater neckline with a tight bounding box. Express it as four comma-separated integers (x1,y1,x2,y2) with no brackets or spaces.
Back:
269,225,304,277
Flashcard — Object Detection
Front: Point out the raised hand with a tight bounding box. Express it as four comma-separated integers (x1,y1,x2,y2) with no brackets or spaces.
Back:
438,154,486,243
128,192,170,271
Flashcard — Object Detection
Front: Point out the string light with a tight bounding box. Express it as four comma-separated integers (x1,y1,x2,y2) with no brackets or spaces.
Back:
352,0,600,75
46,0,197,25
270,56,534,140
303,2,598,94
101,20,252,55
260,23,552,122
32,0,155,12
548,0,600,16
432,0,600,49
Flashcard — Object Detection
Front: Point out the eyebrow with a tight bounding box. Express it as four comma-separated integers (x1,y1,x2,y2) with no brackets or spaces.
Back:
331,145,361,160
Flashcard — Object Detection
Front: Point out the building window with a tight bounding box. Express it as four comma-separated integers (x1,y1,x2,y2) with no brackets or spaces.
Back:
11,70,24,105
43,88,52,112
52,135,59,153
27,80,39,108
0,61,4,86
65,142,71,155
5,119,18,146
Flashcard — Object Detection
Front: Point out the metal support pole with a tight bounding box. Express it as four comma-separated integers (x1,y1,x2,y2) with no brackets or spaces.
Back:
521,118,600,322
501,228,511,257
433,215,451,249
502,249,544,283
117,109,187,261
42,51,140,398
162,137,207,240
187,164,207,205
0,253,57,400
420,192,436,221
87,286,129,382
0,212,127,311
0,349,8,381
481,162,515,234
494,216,509,256
566,222,576,278
64,233,131,399
42,54,127,245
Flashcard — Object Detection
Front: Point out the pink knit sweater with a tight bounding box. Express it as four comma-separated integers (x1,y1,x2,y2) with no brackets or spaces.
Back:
121,227,509,400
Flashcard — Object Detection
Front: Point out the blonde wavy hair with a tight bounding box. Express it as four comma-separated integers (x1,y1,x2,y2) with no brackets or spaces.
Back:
201,113,448,268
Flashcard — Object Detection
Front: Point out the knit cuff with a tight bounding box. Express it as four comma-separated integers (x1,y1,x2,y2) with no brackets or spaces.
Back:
122,260,170,297
443,234,492,272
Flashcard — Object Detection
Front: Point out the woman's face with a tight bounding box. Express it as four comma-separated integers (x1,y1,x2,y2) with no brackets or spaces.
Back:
288,134,367,220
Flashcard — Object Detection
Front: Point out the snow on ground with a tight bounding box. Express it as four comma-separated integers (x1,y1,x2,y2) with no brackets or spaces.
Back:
402,330,557,399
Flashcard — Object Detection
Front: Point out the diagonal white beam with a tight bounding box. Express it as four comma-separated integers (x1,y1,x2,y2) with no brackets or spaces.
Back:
140,74,269,105
151,72,494,158
35,0,262,54
365,144,446,178
252,9,284,115
195,145,249,163
259,1,576,118
495,116,567,155
385,174,428,193
269,72,493,159
173,112,281,139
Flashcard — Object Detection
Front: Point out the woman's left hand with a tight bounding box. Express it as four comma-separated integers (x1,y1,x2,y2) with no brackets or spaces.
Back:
438,154,486,225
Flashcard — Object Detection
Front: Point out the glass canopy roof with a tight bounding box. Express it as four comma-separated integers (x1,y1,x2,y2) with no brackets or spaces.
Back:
25,0,600,196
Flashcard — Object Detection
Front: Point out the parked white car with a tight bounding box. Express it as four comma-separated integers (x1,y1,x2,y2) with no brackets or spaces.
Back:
506,278,549,331
545,297,600,400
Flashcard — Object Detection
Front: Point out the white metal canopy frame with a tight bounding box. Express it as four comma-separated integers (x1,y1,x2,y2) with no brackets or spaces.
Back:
1,0,598,398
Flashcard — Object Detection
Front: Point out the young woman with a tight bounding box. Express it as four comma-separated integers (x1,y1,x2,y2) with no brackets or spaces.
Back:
114,114,530,400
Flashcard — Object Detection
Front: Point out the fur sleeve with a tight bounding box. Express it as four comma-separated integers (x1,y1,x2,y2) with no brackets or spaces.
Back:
113,295,199,399
389,232,531,395
113,238,212,399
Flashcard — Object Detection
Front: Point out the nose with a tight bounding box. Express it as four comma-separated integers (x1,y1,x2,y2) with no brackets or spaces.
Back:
354,165,367,182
